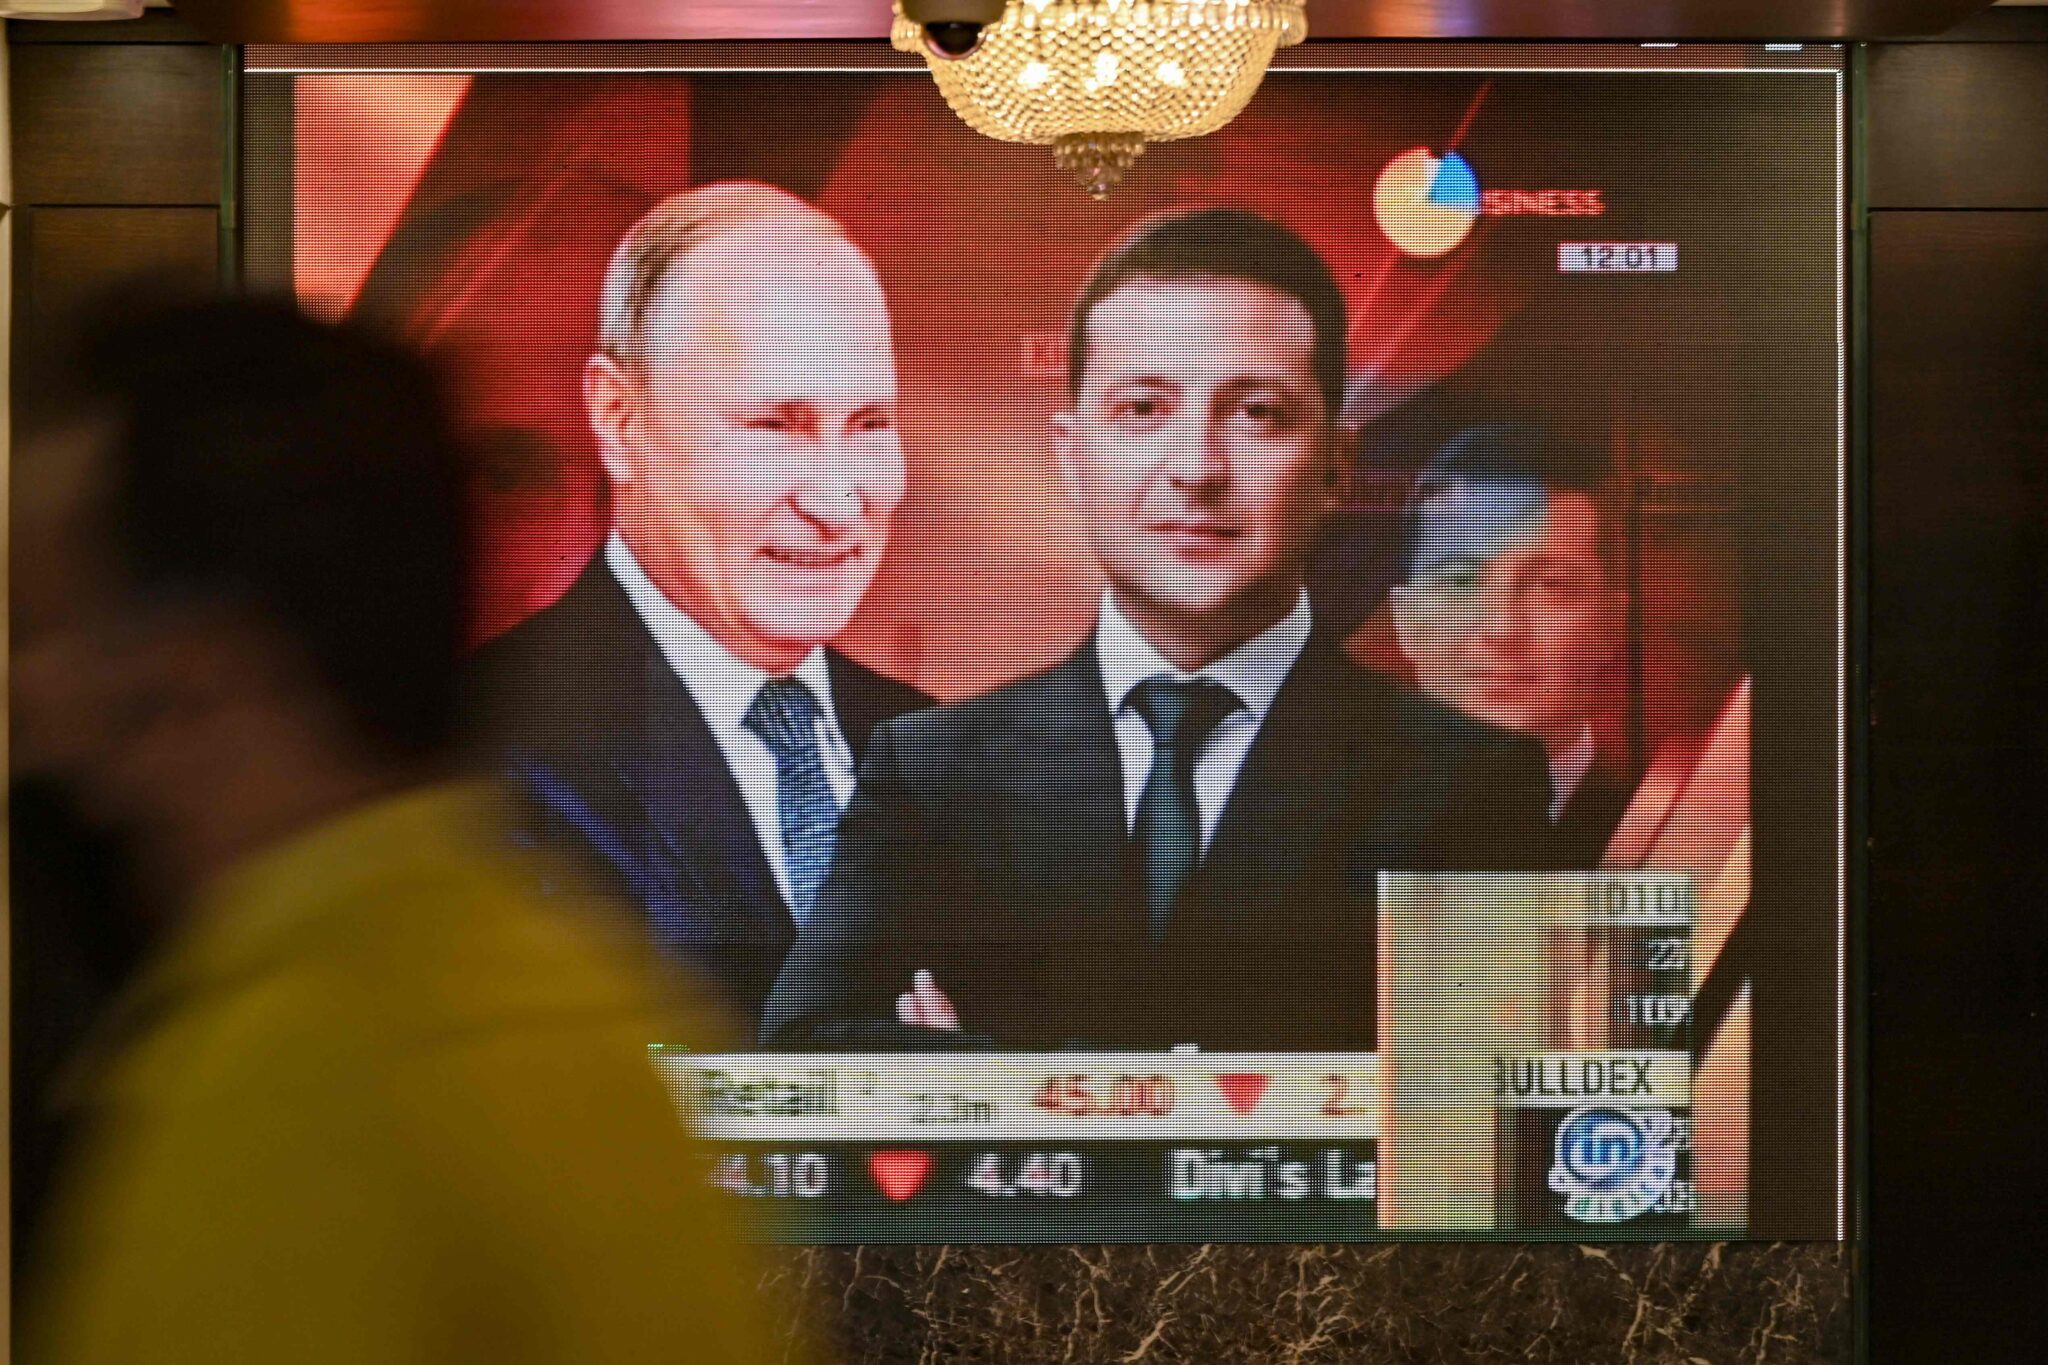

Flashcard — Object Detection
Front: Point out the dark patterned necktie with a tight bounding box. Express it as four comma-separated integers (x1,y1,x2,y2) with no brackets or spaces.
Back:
743,678,840,924
1129,676,1241,942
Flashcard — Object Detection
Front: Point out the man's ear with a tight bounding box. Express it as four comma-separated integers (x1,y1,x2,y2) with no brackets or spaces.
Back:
583,352,639,487
1386,583,1424,666
1051,409,1082,508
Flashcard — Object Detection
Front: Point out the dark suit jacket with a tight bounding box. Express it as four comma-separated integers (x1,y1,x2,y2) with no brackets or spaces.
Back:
1553,749,1640,870
761,635,1556,1052
470,558,930,1024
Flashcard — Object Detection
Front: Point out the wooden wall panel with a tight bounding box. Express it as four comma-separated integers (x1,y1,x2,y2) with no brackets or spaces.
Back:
1896,3,2048,39
8,43,222,206
13,206,219,342
1868,40,2048,207
1864,213,2048,1364
1865,20,2048,1361
6,22,224,410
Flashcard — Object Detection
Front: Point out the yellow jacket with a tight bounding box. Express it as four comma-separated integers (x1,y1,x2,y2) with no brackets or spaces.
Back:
27,782,781,1365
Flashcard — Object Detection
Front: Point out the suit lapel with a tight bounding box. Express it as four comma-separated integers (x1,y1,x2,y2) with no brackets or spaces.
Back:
991,646,1131,929
588,579,790,943
1554,750,1636,868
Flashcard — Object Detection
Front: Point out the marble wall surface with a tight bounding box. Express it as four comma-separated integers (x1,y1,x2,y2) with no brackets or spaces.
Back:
763,1243,1850,1363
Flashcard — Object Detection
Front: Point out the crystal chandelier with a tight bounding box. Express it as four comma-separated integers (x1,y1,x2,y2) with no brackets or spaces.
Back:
893,0,1309,198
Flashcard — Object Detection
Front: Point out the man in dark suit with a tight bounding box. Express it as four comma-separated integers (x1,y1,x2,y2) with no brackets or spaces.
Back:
476,183,928,1026
1388,422,1640,868
762,209,1554,1052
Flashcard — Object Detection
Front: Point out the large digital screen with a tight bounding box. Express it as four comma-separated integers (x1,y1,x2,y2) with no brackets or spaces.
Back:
242,42,1846,1241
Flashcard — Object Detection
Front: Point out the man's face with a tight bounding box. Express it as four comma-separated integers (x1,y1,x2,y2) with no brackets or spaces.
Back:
1055,275,1339,657
587,225,905,672
1390,478,1624,755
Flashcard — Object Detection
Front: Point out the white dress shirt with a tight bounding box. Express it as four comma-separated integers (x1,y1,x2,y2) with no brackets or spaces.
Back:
606,534,857,913
1093,589,1315,854
1547,725,1598,823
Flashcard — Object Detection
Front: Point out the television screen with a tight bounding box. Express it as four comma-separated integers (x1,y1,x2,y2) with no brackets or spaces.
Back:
242,41,1846,1241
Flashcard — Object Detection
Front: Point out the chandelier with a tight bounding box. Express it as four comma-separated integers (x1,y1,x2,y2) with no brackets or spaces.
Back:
893,0,1309,198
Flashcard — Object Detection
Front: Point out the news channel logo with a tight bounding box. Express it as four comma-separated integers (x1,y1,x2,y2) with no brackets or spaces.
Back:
1546,1106,1680,1224
1372,147,1481,258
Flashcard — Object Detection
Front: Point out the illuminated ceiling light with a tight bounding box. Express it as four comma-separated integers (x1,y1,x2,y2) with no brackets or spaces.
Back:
893,0,1309,199
0,1,146,15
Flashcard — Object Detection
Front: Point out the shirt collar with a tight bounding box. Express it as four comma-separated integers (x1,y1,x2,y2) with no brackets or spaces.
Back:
605,534,846,753
1094,588,1314,721
1548,724,1598,821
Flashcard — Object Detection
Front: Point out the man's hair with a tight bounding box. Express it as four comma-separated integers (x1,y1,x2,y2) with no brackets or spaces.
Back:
595,181,850,370
72,295,469,763
1066,207,1350,420
1402,420,1624,579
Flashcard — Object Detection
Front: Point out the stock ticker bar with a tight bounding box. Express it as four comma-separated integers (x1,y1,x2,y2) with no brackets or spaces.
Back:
652,1050,1696,1241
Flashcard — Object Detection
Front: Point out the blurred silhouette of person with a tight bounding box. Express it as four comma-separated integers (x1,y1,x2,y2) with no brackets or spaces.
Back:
1388,422,1637,866
762,209,1553,1052
6,774,151,1284
474,182,929,1030
13,296,780,1365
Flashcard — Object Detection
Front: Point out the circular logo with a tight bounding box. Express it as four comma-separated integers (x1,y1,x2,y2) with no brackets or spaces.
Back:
1372,147,1481,259
1547,1106,1679,1224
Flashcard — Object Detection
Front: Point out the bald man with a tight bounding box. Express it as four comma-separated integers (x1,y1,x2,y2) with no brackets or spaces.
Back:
476,183,929,1026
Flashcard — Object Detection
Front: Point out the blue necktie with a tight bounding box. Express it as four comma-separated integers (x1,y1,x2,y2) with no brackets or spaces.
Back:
743,678,840,924
1129,676,1241,942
